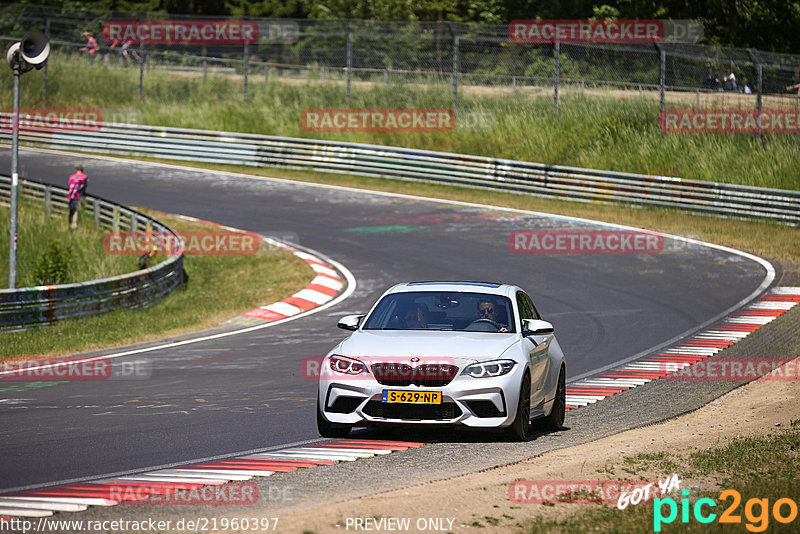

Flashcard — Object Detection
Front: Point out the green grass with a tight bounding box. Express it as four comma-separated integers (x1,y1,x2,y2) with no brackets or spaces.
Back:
0,209,314,358
518,425,800,533
0,197,133,288
4,51,800,190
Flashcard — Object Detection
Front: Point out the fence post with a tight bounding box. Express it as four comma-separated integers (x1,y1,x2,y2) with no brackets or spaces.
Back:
512,76,516,94
384,68,388,84
139,43,145,101
112,205,120,232
43,17,50,102
656,43,665,115
44,185,51,217
346,31,353,106
130,212,137,232
452,35,460,113
203,58,207,82
93,199,100,228
243,41,249,100
264,64,269,85
553,40,559,117
747,49,763,140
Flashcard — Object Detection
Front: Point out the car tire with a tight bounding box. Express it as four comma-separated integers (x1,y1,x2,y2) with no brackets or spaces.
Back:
539,366,565,431
317,397,353,438
504,372,531,441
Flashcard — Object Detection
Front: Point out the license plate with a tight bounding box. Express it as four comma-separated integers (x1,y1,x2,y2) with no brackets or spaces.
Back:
382,390,441,404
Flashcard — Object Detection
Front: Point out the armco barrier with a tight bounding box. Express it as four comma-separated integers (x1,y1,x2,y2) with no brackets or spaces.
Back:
1,117,799,225
0,175,184,330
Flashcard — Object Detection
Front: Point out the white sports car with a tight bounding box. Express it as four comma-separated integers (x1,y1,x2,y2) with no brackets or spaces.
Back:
317,282,566,440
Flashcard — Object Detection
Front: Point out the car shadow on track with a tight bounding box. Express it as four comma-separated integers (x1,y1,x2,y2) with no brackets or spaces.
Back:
347,425,572,443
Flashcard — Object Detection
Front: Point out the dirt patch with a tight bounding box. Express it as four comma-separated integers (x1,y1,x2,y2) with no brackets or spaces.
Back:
274,359,800,533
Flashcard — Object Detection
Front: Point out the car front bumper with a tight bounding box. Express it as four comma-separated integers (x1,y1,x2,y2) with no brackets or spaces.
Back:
319,365,525,429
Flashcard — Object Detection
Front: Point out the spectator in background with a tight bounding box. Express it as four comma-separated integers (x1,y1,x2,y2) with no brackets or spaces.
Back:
702,67,719,90
120,39,140,63
788,82,800,99
79,31,99,60
722,69,737,91
67,165,88,229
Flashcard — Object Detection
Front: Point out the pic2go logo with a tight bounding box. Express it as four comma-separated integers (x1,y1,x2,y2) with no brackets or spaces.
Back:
654,489,799,532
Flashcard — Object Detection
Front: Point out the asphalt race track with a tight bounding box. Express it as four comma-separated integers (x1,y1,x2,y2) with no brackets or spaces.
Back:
0,148,771,493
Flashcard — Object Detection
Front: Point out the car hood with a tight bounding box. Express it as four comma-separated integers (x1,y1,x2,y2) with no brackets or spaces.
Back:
337,330,518,365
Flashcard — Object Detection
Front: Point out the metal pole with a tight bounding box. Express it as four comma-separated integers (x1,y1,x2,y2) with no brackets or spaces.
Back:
264,64,269,85
553,41,559,117
43,17,50,101
346,32,352,106
243,42,249,100
747,49,763,140
657,44,665,114
8,70,20,289
452,35,459,113
139,43,145,101
756,61,763,139
203,58,207,82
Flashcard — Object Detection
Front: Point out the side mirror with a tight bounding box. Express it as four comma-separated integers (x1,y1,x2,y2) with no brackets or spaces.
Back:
337,314,364,331
522,319,554,337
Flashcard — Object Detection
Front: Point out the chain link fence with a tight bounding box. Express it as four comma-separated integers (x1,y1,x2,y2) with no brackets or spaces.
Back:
1,4,799,115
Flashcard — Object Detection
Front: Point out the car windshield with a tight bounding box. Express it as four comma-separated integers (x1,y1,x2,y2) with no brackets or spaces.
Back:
362,291,516,333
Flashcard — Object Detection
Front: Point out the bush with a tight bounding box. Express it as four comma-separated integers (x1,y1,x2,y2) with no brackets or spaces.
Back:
34,240,72,286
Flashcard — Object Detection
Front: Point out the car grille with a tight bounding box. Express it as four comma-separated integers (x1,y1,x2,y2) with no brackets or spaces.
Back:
370,363,459,387
363,400,462,420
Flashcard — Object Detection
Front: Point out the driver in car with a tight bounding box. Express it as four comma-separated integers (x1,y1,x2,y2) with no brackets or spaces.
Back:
477,300,508,332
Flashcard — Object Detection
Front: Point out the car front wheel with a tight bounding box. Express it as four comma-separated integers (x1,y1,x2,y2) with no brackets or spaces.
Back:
539,366,565,431
504,373,531,441
316,396,353,438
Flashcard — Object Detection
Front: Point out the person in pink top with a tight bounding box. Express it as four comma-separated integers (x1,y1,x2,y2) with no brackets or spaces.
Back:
67,165,88,229
80,32,99,60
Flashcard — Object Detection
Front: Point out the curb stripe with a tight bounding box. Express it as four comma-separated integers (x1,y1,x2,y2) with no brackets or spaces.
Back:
565,287,800,408
2,440,426,518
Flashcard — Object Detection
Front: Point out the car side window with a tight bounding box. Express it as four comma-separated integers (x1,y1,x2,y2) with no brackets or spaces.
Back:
524,293,541,320
516,292,533,331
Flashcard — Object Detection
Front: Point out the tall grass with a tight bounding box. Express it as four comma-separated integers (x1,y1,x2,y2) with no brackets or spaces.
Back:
2,51,798,190
0,197,134,288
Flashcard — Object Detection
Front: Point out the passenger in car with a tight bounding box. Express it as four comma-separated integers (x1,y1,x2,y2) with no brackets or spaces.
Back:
401,303,428,329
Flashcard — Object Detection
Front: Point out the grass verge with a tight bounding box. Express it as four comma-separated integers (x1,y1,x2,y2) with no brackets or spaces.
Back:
518,419,800,533
0,209,314,359
6,51,800,189
0,197,134,287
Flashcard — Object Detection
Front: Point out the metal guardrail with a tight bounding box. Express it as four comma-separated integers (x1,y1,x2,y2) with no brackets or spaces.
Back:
0,174,184,330
1,118,797,225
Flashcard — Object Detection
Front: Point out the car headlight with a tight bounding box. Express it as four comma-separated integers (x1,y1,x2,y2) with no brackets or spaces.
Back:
329,354,366,375
461,360,516,378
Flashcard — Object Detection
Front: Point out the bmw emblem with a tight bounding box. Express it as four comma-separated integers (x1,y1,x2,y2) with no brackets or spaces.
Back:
410,357,420,362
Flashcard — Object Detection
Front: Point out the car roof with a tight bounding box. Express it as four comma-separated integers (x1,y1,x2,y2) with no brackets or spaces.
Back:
386,281,519,297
